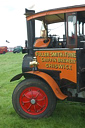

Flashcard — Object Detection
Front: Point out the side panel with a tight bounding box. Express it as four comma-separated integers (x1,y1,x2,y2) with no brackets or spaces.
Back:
35,50,77,83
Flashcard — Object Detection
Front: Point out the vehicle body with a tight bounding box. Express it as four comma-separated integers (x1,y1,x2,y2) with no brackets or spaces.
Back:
11,5,85,119
0,46,8,54
13,46,23,53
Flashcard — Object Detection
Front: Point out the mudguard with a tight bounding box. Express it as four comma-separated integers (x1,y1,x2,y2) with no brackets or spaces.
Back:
10,71,67,100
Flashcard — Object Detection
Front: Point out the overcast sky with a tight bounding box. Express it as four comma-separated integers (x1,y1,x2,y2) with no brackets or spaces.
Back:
0,0,85,47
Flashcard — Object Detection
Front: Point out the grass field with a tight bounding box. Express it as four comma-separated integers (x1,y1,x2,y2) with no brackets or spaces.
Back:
0,52,85,128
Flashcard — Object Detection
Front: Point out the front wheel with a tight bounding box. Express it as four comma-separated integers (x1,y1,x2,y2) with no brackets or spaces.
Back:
12,78,57,119
3,51,6,54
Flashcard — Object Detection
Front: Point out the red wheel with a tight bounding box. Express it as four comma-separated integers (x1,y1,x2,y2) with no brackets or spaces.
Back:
12,78,56,119
19,87,48,115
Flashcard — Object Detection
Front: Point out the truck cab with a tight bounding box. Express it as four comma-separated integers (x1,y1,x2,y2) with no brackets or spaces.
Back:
22,5,85,91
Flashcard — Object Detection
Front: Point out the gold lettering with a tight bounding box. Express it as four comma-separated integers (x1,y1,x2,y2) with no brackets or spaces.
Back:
59,53,63,57
41,58,44,62
69,65,72,70
49,64,53,68
59,64,63,69
55,64,58,69
36,51,76,71
66,65,69,70
47,52,50,57
36,51,76,58
58,58,76,64
41,58,57,62
44,52,49,57
74,53,76,58
35,52,38,57
35,52,50,57
53,59,57,62
45,63,72,70
58,58,60,63
68,53,76,58
65,52,68,57
45,63,49,68
50,52,58,57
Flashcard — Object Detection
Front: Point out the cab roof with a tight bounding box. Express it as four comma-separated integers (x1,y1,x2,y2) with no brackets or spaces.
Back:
25,4,85,24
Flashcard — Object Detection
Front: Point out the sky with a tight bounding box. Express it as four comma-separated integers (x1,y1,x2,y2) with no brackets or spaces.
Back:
0,0,85,47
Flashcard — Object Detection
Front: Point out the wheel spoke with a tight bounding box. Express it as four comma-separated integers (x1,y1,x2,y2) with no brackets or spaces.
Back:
29,89,33,98
35,90,40,98
22,101,30,105
37,96,46,101
34,105,37,112
36,102,43,108
23,94,31,99
27,104,32,111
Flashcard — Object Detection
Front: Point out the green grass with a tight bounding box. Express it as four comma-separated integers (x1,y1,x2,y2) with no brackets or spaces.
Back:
0,52,85,128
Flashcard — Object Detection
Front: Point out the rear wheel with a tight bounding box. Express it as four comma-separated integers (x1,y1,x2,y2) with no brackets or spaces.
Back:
12,78,57,119
13,51,16,53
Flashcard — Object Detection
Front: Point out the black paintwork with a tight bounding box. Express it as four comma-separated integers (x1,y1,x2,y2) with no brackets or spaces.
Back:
22,54,33,72
25,9,35,55
77,49,85,92
67,97,85,103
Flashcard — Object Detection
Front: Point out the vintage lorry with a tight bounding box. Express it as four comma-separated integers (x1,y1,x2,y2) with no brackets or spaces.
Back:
11,5,85,119
0,46,8,54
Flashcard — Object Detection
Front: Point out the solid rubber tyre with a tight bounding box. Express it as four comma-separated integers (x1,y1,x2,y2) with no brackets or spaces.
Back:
12,78,57,119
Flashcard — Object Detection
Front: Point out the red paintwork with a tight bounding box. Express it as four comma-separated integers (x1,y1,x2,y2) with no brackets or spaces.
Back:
0,46,8,54
19,87,48,115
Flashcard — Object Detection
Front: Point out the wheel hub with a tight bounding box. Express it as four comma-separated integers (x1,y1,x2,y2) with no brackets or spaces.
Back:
30,99,36,104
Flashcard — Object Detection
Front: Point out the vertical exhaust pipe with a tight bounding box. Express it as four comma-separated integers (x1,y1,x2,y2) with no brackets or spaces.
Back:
25,9,35,56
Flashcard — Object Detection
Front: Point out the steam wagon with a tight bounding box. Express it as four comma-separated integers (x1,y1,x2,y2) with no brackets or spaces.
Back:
11,5,85,119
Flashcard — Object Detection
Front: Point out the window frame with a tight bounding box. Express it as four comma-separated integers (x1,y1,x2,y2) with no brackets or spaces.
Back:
66,12,77,48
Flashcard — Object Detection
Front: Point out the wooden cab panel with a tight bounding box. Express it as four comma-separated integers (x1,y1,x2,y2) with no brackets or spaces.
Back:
35,50,77,83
